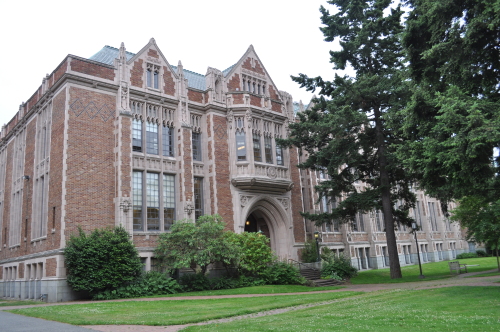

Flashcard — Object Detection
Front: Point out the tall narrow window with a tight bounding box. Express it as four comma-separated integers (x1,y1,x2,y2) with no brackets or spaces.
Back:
133,171,143,231
162,125,174,157
276,144,284,165
147,68,152,88
192,132,202,161
194,177,204,220
236,131,246,161
132,119,142,152
253,133,262,162
146,173,160,231
163,174,175,231
375,210,384,232
264,136,273,163
146,121,158,155
153,69,159,89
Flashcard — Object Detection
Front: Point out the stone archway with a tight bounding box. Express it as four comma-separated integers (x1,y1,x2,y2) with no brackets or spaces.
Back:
243,198,291,259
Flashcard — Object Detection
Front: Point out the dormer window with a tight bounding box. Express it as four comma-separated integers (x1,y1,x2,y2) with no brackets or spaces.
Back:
147,64,160,89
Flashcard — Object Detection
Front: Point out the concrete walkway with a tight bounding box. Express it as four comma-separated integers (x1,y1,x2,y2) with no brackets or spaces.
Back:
1,270,499,332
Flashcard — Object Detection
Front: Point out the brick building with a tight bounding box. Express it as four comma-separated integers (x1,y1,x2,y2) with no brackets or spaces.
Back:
0,38,469,302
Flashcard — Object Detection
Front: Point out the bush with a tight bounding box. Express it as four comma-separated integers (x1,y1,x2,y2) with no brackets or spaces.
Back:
179,273,211,292
230,232,273,275
456,252,478,259
321,253,358,280
476,249,488,257
260,261,306,285
64,227,142,296
301,239,319,263
94,271,182,300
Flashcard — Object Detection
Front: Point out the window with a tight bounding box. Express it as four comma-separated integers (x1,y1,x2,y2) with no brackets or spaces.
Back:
194,177,204,220
375,210,384,232
147,64,160,89
192,132,202,161
428,202,438,231
276,144,284,166
162,125,174,157
264,136,273,163
352,212,365,232
132,119,142,152
146,121,159,155
235,116,246,161
133,171,176,232
413,201,423,229
253,133,262,162
9,128,26,247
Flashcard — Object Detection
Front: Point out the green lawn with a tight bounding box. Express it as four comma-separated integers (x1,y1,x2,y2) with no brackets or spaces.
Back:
0,300,44,307
147,285,343,297
351,257,499,284
7,291,360,326
185,287,500,331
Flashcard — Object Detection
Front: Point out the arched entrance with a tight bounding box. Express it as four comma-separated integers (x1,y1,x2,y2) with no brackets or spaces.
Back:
242,198,291,259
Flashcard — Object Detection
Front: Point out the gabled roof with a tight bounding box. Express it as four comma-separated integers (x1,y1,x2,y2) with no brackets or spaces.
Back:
88,45,206,90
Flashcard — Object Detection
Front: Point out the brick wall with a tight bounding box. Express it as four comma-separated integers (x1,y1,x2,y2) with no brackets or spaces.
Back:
130,59,144,88
268,85,280,100
18,262,24,278
49,59,68,89
64,87,116,239
147,49,159,58
45,258,57,277
22,119,36,244
71,59,115,81
233,94,243,104
212,115,233,229
242,58,265,75
250,95,261,107
188,90,203,103
120,116,131,198
227,74,240,91
163,67,176,96
271,101,282,113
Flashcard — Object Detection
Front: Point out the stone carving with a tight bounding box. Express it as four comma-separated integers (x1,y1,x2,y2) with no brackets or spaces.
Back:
266,166,277,179
184,201,194,216
227,110,234,129
121,83,128,110
277,198,289,210
245,109,252,128
240,195,253,207
120,198,132,213
70,99,114,122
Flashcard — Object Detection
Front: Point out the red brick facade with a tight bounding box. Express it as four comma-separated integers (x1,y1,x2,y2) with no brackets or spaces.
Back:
71,59,115,81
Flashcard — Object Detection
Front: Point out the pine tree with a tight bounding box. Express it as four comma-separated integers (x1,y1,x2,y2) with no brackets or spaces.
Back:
282,0,413,279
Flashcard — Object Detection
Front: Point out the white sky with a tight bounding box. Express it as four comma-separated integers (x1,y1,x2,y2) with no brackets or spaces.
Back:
0,0,344,127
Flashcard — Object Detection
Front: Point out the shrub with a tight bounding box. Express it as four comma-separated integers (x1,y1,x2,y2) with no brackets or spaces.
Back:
230,232,273,275
476,249,488,257
94,271,182,300
64,227,142,296
321,253,358,280
260,261,306,285
301,239,319,263
456,252,478,259
179,273,211,292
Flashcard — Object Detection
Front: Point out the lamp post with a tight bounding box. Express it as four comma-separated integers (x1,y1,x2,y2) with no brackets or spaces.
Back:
412,222,425,279
314,231,320,262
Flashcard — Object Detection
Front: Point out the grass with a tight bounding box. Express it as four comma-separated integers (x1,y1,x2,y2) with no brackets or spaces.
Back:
7,291,361,326
464,271,500,278
351,257,499,284
0,300,44,307
146,285,344,297
185,286,500,331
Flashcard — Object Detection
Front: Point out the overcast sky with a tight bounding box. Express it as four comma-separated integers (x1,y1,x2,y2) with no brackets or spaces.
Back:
0,0,345,127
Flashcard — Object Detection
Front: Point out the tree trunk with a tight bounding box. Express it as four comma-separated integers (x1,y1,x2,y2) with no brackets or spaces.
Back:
374,106,402,279
496,247,499,272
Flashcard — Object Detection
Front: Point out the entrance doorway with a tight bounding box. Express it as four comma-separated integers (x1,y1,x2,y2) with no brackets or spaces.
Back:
244,213,270,240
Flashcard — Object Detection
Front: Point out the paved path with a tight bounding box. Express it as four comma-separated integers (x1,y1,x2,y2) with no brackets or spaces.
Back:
1,270,499,332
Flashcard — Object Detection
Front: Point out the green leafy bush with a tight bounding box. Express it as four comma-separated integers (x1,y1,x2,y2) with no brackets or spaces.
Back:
475,249,488,257
179,273,211,292
64,227,142,296
301,239,319,263
321,253,358,280
456,252,478,259
230,231,273,275
260,261,306,285
94,271,182,300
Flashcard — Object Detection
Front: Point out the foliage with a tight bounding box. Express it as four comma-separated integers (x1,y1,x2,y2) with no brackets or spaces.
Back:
94,271,182,300
155,215,240,274
229,231,273,275
400,0,500,204
301,239,319,263
450,196,500,270
64,227,142,295
260,261,306,285
280,0,414,279
476,249,488,257
320,252,358,280
456,253,478,259
179,273,211,292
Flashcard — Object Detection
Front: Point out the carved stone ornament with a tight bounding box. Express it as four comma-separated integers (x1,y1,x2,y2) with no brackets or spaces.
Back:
277,198,289,210
240,195,252,207
120,198,132,213
246,109,252,128
227,110,234,129
266,166,277,179
184,201,194,216
121,83,128,110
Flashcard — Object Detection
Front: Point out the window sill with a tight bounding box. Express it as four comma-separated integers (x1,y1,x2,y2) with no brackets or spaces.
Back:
31,236,47,243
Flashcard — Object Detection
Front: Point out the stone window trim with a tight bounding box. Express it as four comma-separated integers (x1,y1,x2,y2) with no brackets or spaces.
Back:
194,177,204,221
146,63,161,90
241,74,266,96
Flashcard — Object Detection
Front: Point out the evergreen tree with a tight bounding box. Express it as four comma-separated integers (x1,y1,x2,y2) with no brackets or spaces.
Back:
282,0,413,279
400,0,500,204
